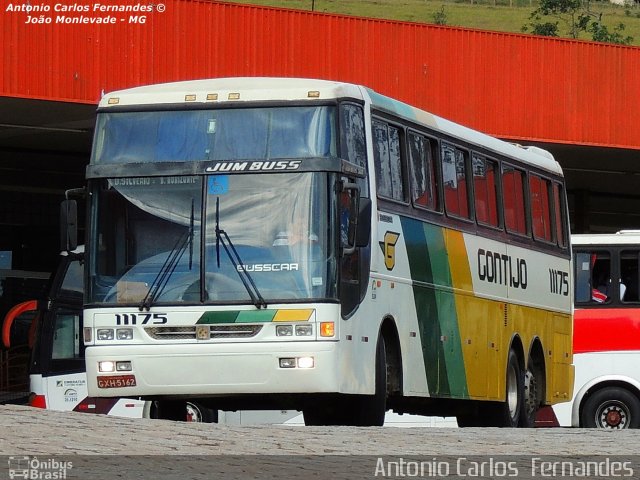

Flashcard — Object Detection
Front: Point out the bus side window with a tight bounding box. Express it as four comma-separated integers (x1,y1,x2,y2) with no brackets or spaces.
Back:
339,103,368,197
472,154,499,228
408,132,436,210
620,250,640,302
553,183,568,248
591,252,611,304
373,120,404,201
502,165,528,236
530,174,553,243
441,143,470,219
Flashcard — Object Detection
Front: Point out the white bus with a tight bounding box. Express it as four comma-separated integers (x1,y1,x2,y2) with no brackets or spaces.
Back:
70,78,573,426
553,231,640,429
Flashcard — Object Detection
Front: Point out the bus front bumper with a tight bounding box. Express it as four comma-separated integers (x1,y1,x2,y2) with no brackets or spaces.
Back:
85,341,341,398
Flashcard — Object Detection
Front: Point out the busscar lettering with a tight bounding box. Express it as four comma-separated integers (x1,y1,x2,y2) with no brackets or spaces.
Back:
237,263,299,272
477,249,527,289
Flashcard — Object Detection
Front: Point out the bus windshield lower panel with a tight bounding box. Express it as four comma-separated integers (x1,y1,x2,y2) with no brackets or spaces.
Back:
88,172,337,306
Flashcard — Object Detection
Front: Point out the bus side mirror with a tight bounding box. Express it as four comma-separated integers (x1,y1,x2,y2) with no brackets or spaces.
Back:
60,199,78,252
356,198,371,248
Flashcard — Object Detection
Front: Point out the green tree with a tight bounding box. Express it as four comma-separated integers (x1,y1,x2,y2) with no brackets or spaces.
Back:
522,0,633,45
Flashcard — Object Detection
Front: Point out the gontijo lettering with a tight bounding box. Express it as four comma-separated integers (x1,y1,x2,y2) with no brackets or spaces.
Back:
477,249,528,289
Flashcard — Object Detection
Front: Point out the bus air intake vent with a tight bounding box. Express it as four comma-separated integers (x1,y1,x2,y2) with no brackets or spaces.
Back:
145,325,263,340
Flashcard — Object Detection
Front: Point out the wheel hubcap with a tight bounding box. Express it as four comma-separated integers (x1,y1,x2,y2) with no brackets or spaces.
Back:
524,369,538,420
597,402,628,429
507,363,519,419
186,403,201,422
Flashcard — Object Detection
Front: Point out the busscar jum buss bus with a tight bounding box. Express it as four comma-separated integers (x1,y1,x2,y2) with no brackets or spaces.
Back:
553,231,640,429
64,78,573,427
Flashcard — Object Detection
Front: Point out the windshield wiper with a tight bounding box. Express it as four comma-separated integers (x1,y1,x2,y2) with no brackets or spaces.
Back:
139,200,195,311
215,197,267,309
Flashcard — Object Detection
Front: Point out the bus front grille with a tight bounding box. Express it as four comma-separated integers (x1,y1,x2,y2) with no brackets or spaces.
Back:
145,325,263,340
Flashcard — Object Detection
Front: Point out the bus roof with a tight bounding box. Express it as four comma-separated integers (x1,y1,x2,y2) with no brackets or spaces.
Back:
99,77,562,176
99,77,365,108
572,231,640,246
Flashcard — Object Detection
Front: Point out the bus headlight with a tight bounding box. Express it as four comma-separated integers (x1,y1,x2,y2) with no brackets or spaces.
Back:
278,356,314,369
279,358,296,368
97,329,114,341
116,361,132,372
116,328,133,340
295,324,313,336
297,356,314,369
276,325,293,336
98,361,115,372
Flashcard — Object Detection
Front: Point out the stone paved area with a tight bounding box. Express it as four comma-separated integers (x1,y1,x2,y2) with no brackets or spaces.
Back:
0,404,638,479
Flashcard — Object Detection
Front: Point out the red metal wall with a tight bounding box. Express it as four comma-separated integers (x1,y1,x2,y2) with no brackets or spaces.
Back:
2,0,640,149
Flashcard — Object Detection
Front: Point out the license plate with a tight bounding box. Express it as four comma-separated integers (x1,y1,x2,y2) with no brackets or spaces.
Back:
97,374,137,389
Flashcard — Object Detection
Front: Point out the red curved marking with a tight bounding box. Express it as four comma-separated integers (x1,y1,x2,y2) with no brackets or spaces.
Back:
2,299,38,348
574,307,640,354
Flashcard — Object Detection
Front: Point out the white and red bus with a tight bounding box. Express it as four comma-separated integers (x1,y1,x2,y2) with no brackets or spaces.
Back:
553,231,640,428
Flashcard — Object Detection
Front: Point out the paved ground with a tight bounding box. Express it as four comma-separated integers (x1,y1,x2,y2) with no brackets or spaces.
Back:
0,404,638,479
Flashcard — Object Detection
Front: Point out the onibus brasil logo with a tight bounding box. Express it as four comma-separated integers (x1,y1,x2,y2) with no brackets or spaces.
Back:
8,456,72,479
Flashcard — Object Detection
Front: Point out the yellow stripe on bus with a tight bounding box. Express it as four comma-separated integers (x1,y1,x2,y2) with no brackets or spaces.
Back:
273,309,314,322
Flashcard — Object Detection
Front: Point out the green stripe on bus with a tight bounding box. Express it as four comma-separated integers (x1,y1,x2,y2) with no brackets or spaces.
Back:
400,217,445,394
197,310,276,324
400,217,469,399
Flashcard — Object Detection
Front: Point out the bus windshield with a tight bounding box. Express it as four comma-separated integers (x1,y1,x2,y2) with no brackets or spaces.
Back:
88,172,337,305
91,106,337,164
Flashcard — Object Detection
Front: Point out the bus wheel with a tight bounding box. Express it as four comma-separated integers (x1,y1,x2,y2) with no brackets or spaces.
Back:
152,400,218,423
521,358,541,428
495,349,524,427
152,400,188,421
186,401,218,423
303,336,387,427
581,387,640,429
354,335,387,426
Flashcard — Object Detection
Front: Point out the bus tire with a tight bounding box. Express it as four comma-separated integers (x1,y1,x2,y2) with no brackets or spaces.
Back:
152,400,188,421
186,401,218,423
355,335,387,426
303,336,387,426
580,387,640,429
521,357,542,428
495,349,524,427
152,400,218,423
